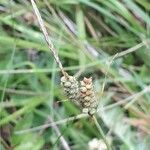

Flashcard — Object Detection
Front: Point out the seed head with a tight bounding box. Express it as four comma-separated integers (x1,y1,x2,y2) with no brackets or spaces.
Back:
80,77,98,115
61,75,80,105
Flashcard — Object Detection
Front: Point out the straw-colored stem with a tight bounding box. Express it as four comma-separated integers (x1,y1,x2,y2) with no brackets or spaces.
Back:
30,0,68,78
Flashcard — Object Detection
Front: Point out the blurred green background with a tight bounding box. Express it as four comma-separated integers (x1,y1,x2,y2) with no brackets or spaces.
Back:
0,0,150,149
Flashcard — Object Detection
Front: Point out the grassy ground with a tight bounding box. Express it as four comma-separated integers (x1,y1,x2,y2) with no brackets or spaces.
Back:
0,0,150,150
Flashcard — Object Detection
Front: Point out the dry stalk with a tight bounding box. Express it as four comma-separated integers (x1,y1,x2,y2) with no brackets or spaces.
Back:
30,0,68,78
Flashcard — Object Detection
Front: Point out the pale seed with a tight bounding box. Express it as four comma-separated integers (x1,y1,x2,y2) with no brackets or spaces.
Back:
64,82,71,87
69,90,75,94
80,87,87,93
86,84,92,90
84,96,91,101
80,81,86,86
82,108,89,113
86,91,92,95
61,76,66,82
83,102,90,107
69,76,74,82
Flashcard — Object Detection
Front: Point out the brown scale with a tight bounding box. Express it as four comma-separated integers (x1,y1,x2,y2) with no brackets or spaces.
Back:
80,77,98,115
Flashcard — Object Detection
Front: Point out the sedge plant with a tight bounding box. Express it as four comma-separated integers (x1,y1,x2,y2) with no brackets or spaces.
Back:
31,0,112,149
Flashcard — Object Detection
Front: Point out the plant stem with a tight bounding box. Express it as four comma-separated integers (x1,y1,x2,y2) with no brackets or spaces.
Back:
92,115,112,150
30,0,68,78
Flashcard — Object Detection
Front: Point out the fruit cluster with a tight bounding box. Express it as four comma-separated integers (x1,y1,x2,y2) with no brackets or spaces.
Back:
61,76,98,115
61,75,80,106
80,77,98,115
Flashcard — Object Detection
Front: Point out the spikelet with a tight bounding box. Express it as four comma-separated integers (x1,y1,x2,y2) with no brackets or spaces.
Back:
80,77,98,115
61,75,80,106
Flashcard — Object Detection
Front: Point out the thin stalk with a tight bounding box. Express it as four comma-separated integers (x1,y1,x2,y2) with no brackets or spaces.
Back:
15,113,88,134
30,0,68,78
92,115,112,150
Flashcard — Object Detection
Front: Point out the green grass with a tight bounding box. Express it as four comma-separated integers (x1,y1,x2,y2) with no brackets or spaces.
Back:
0,0,150,150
